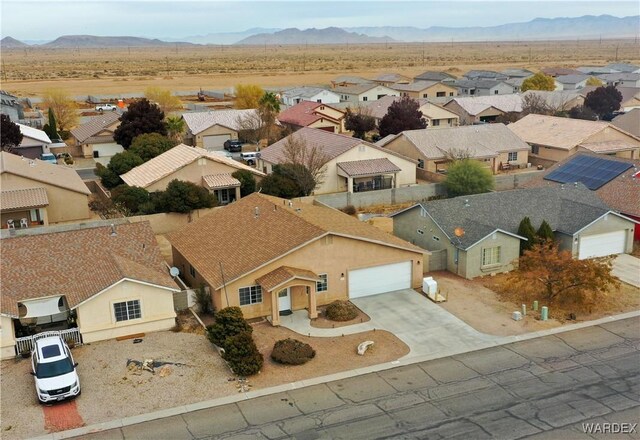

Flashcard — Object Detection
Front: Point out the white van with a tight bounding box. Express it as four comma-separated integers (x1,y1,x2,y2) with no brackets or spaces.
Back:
240,152,259,166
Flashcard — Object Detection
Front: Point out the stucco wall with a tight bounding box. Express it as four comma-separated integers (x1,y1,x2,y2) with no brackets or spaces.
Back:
76,280,177,343
464,233,521,279
194,125,238,148
530,145,575,162
144,157,251,192
316,183,447,209
1,315,16,359
0,173,90,223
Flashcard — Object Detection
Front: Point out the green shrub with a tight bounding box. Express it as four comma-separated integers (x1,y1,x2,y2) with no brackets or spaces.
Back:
271,338,315,365
222,331,263,376
325,300,358,321
206,306,251,347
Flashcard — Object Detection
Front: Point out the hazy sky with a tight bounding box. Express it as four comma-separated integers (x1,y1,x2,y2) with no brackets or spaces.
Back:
1,1,638,41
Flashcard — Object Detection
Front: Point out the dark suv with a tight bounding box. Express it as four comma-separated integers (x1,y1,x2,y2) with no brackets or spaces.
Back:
223,140,243,152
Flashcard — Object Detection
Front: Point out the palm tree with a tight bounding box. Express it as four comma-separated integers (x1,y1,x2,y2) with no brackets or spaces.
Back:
259,92,281,113
165,116,186,144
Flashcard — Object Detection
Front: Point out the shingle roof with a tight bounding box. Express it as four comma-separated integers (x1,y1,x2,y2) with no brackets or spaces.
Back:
182,109,259,135
333,84,379,95
520,90,583,110
521,152,640,217
256,266,320,292
579,140,639,153
445,95,523,115
202,173,240,189
412,184,613,249
597,73,640,82
399,123,529,159
577,66,620,75
0,152,91,195
18,124,51,144
413,71,457,82
168,193,423,289
579,86,640,105
390,81,439,92
612,109,640,137
372,73,409,82
337,158,401,177
332,75,373,85
501,69,534,78
282,86,336,100
70,112,120,143
1,222,178,317
464,70,508,80
555,74,590,84
277,101,342,127
605,63,640,73
121,144,263,188
0,187,49,211
541,67,583,77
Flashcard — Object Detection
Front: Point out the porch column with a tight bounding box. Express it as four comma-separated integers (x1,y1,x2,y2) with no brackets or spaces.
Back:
41,209,49,226
393,172,399,188
347,176,354,193
270,290,280,326
308,286,317,319
234,186,241,201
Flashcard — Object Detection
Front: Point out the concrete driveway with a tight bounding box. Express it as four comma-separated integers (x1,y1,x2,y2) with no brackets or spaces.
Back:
351,289,501,359
612,254,640,287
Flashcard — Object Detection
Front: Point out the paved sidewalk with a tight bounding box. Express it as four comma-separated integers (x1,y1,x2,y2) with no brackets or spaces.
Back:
613,254,640,287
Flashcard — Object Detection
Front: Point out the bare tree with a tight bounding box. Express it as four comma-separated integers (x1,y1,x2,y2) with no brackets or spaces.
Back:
522,93,552,116
236,106,282,145
282,134,329,194
442,147,474,161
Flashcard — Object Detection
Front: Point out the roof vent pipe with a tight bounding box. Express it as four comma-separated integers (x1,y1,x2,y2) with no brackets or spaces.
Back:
254,207,260,218
110,224,117,236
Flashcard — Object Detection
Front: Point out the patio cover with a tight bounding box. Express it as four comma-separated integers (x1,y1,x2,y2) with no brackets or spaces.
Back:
337,158,401,177
202,173,241,189
0,187,49,211
19,295,64,318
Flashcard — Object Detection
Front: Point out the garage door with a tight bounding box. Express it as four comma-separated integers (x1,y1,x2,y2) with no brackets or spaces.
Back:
203,134,231,150
578,230,627,259
348,261,412,299
93,142,124,158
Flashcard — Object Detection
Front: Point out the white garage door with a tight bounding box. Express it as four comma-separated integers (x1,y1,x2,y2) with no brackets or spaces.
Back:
578,230,627,259
93,142,124,158
348,261,412,299
203,134,231,150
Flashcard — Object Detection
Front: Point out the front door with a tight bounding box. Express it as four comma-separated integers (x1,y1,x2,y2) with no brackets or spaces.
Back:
278,288,291,314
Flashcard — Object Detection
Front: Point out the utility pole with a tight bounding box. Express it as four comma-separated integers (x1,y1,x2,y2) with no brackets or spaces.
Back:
615,44,619,61
165,56,169,72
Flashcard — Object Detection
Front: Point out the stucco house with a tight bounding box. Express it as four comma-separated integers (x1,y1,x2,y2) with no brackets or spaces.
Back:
330,76,373,88
121,144,264,204
364,96,459,128
582,86,640,112
463,70,509,81
280,87,340,106
0,151,91,228
597,73,640,88
443,95,522,125
509,114,640,163
380,123,530,174
371,73,411,87
277,101,346,133
520,90,584,113
0,221,179,359
554,74,590,90
413,71,457,83
70,112,122,164
392,185,637,279
453,79,515,97
612,109,640,138
390,81,458,100
182,109,260,150
258,127,417,194
14,124,52,159
169,193,425,324
541,67,583,78
333,84,399,103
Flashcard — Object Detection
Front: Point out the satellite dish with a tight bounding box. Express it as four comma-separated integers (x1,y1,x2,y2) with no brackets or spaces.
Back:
169,267,180,277
454,227,465,238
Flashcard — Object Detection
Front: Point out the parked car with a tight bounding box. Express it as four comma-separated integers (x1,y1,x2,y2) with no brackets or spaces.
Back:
223,139,243,152
31,335,81,403
240,151,259,166
40,153,57,165
95,103,117,112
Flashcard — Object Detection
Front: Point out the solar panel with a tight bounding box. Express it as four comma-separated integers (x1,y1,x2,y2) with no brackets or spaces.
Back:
545,155,633,190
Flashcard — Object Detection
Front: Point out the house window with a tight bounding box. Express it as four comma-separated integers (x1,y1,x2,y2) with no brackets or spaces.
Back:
114,300,141,322
239,285,262,306
418,159,425,169
436,91,445,97
531,145,539,155
189,265,196,278
508,152,518,162
362,97,368,101
317,100,322,103
449,92,454,96
422,93,428,98
432,119,440,127
494,90,499,94
482,246,501,266
316,274,328,292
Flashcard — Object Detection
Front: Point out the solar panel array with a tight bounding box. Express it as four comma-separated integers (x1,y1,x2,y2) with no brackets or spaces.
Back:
545,155,633,190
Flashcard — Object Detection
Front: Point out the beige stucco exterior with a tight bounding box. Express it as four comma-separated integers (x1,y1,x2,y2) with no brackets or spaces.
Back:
174,234,424,321
76,280,177,343
338,86,400,103
395,83,458,100
1,315,16,359
443,101,505,125
0,173,90,224
190,125,238,148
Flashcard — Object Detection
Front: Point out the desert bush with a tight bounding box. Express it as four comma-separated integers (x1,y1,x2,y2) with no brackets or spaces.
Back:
222,331,264,376
206,306,252,347
325,300,358,321
194,285,213,315
271,338,315,365
341,205,357,216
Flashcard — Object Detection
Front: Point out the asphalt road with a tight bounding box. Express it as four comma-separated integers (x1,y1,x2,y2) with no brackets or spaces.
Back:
75,318,640,440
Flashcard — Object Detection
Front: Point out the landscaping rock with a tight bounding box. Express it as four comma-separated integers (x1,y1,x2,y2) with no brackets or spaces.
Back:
357,341,374,355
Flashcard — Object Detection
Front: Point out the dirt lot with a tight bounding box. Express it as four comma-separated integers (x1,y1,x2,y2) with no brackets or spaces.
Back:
2,39,638,96
435,271,640,336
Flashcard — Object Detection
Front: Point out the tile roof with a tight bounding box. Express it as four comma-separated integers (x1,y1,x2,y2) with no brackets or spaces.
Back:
256,266,320,292
413,71,457,81
412,184,613,249
182,109,259,135
390,81,439,92
277,101,343,127
612,109,640,137
399,123,529,159
521,152,640,217
202,173,240,189
168,193,423,289
0,187,49,211
507,114,632,150
445,95,523,115
0,152,91,195
121,144,263,188
579,140,639,153
70,112,120,143
18,124,51,144
337,158,401,177
1,222,178,317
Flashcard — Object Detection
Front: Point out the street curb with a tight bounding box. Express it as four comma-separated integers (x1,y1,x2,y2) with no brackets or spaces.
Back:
29,310,640,440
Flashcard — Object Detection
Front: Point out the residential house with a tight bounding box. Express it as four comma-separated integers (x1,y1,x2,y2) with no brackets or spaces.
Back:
554,74,590,90
0,221,179,359
13,124,52,159
182,109,260,150
168,193,425,324
1,90,23,122
612,109,640,138
463,70,509,81
392,185,637,279
277,101,346,133
413,71,457,83
605,63,640,73
443,95,523,125
364,96,459,128
70,112,122,164
258,127,417,194
280,87,340,106
579,86,640,111
331,76,374,89
508,114,640,163
0,151,90,227
379,124,530,174
520,90,584,113
452,79,514,97
334,84,400,103
390,81,458,100
121,144,264,204
371,73,411,87
501,69,534,79
596,73,640,88
577,66,622,75
541,67,583,77
521,152,640,239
